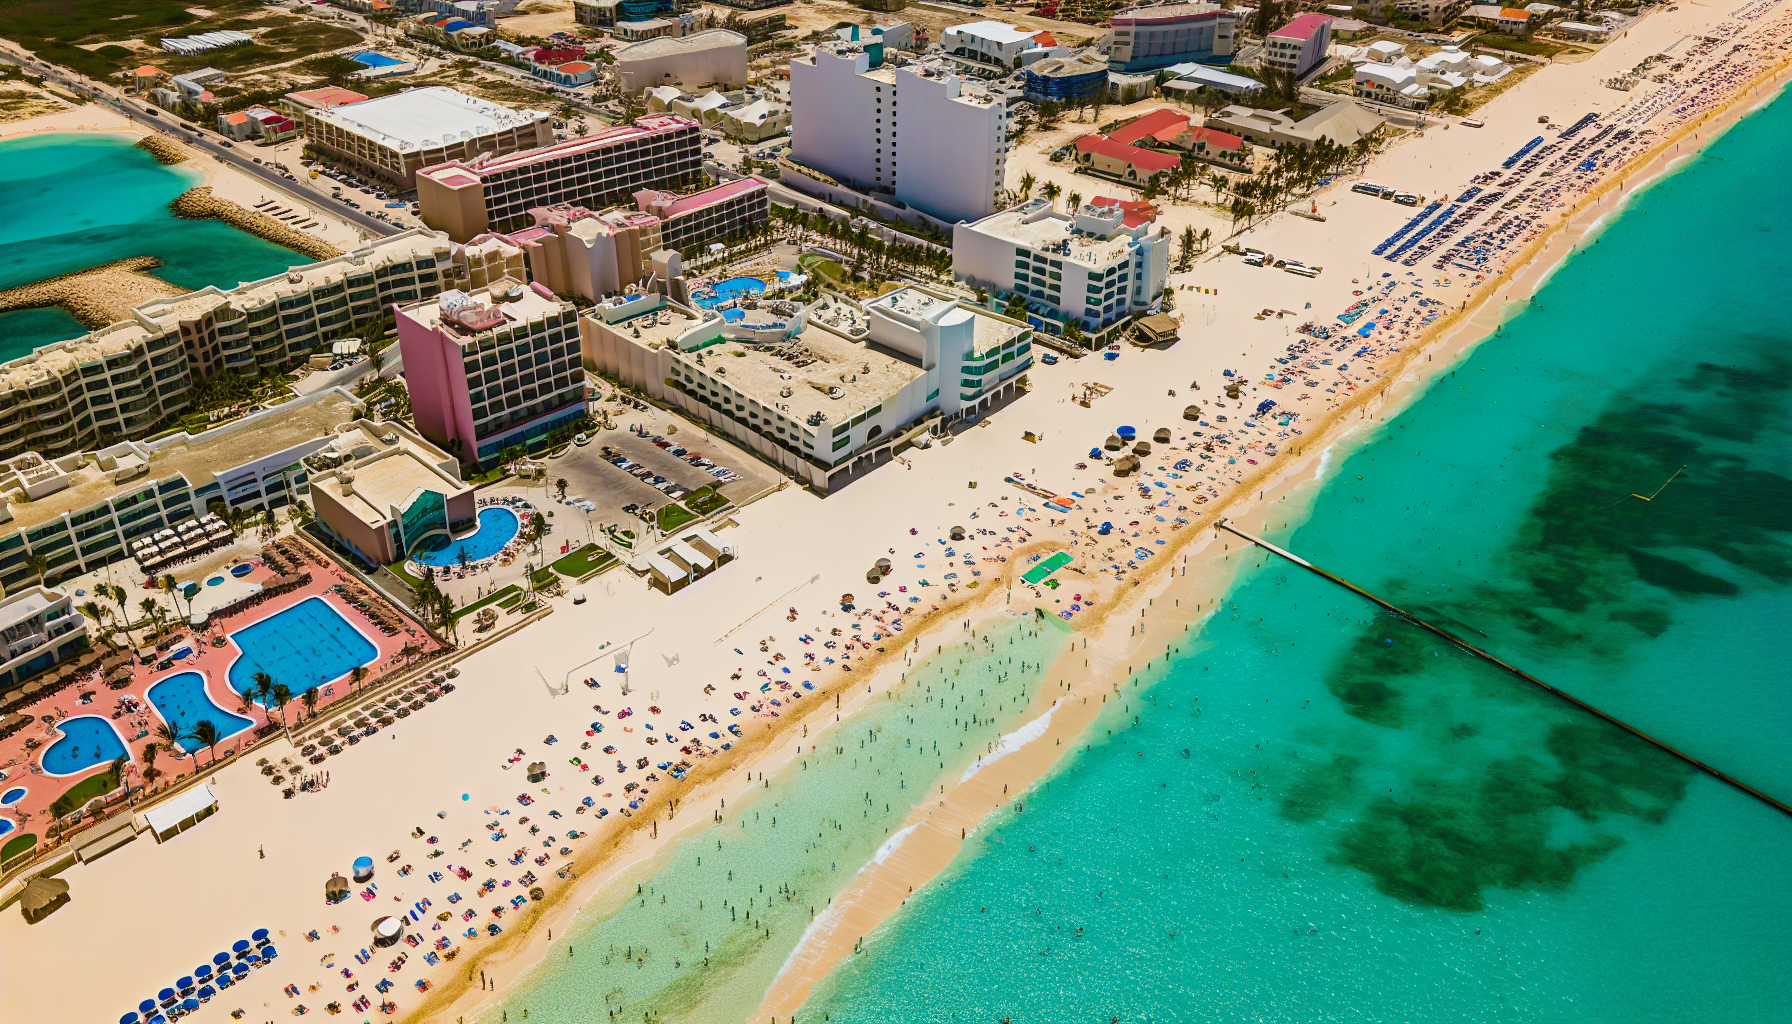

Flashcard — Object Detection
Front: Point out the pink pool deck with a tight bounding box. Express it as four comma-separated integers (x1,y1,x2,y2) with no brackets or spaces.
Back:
0,559,444,852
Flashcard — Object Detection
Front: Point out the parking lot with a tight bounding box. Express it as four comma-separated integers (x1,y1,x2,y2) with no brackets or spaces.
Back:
535,414,778,539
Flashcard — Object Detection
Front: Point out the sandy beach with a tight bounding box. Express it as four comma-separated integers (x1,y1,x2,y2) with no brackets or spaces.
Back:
0,2,1787,1021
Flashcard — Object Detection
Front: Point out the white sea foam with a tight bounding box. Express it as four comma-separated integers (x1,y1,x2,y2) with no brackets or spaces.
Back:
959,700,1059,784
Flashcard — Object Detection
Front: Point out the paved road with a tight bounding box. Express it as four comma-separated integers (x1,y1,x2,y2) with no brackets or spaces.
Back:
0,46,402,239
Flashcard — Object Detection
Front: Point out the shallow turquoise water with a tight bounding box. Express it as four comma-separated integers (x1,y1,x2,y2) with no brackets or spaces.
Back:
0,133,301,359
799,91,1792,1021
486,617,1071,1023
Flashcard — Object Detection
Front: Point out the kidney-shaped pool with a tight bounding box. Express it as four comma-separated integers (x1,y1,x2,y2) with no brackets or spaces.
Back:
40,716,128,776
146,672,256,753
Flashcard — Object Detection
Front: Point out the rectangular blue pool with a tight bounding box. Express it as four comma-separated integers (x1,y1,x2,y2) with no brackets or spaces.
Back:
228,597,379,698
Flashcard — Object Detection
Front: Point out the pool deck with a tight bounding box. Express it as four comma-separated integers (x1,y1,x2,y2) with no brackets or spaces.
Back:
0,539,444,843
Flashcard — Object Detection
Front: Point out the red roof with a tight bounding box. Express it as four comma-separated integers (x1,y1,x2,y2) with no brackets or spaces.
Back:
1074,134,1180,173
1032,30,1058,46
288,86,369,109
1271,12,1332,40
555,61,594,74
1088,196,1159,228
1191,126,1244,151
1499,7,1530,16
1106,108,1190,147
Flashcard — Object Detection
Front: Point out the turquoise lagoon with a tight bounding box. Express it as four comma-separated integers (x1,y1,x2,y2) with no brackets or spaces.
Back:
0,133,300,359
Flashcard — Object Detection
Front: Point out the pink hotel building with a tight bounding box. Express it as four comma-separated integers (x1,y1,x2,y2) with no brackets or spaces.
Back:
396,281,585,465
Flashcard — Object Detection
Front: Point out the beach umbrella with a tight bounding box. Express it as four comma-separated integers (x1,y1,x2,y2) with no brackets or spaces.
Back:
122,1014,140,1024
263,946,278,960
176,977,194,993
140,999,156,1014
231,939,249,954
181,999,199,1013
194,965,211,980
1154,428,1171,443
157,989,175,1005
212,953,229,967
1116,425,1136,439
197,986,215,1001
1132,441,1152,455
231,964,248,977
1103,434,1123,451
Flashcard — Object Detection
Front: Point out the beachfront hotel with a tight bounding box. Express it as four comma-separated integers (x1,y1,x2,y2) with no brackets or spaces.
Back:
952,196,1171,338
1263,13,1333,77
788,43,1008,227
415,116,704,243
396,283,586,465
0,391,363,591
632,177,770,254
300,86,553,186
1106,3,1237,72
305,421,475,567
580,284,1032,492
0,586,90,694
0,231,462,462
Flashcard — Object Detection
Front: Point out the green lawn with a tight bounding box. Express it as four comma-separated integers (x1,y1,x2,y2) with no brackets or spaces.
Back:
683,485,730,516
657,503,698,531
49,765,120,819
453,584,521,622
1472,32,1573,57
386,560,424,590
0,832,37,863
551,544,616,579
530,567,558,591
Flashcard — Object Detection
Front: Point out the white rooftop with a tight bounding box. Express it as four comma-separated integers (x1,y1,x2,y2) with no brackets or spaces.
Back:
306,86,546,152
945,20,1041,44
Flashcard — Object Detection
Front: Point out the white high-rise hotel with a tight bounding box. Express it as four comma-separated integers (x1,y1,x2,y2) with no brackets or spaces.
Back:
790,42,1008,225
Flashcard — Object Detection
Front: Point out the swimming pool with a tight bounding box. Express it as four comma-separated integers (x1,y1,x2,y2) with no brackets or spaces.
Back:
352,51,404,67
230,563,254,577
0,817,12,836
0,786,24,805
146,672,255,753
694,276,766,309
227,597,378,697
410,507,520,567
40,716,128,776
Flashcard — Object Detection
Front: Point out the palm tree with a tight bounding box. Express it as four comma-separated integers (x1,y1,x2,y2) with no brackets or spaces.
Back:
252,671,273,715
139,598,162,640
186,719,221,767
1066,191,1083,214
301,687,319,722
142,741,160,782
80,601,112,648
22,553,50,589
271,684,292,727
555,477,569,500
350,664,369,696
101,583,135,646
1041,181,1061,210
154,722,188,765
1180,225,1199,268
1018,171,1036,199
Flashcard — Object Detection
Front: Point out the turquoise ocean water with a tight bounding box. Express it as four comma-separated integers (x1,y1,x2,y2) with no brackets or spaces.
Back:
799,87,1792,1022
489,90,1792,1023
488,618,1073,1024
0,132,301,360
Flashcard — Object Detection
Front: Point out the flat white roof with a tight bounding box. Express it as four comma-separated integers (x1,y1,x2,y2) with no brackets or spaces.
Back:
306,86,545,152
143,784,216,834
945,20,1040,44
